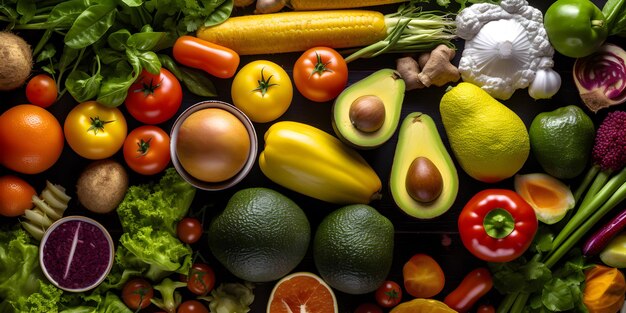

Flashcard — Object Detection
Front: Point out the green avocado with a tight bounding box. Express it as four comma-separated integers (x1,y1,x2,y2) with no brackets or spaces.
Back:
390,113,459,219
529,105,595,179
331,69,405,149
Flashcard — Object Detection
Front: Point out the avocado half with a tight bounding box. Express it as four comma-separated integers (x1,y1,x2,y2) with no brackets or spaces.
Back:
331,69,405,149
390,113,459,219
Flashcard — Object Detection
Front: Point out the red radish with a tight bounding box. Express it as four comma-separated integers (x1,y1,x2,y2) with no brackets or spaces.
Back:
582,207,626,256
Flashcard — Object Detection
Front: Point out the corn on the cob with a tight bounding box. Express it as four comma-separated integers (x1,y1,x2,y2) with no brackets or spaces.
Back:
196,4,457,61
197,10,388,55
290,0,407,10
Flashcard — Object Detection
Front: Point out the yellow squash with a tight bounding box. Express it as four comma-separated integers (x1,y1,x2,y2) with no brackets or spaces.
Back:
259,121,382,204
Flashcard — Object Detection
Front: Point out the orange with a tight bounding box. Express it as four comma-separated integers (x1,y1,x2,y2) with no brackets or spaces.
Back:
268,272,338,313
390,299,456,313
0,104,64,174
0,175,36,217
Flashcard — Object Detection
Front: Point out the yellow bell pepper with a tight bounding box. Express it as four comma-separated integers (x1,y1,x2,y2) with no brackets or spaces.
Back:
259,121,382,204
583,265,626,313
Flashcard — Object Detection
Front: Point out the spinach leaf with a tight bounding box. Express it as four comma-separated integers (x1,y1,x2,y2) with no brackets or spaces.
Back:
180,67,217,97
58,45,80,74
16,0,35,24
36,44,56,63
120,0,143,7
602,0,625,34
108,29,131,51
98,48,125,65
97,62,135,107
127,31,168,51
48,0,89,28
158,54,184,79
66,69,103,103
65,4,117,49
203,0,233,27
137,51,161,75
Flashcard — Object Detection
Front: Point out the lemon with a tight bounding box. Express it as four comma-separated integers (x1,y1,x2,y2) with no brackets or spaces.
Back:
439,82,529,183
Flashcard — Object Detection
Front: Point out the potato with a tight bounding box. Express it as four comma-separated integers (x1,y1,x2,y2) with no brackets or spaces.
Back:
0,32,32,91
76,159,128,214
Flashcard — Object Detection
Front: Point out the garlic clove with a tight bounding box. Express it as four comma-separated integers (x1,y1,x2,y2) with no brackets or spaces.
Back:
529,68,561,100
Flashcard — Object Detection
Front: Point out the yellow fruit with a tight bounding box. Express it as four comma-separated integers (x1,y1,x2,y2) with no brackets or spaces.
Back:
439,82,529,183
176,108,251,183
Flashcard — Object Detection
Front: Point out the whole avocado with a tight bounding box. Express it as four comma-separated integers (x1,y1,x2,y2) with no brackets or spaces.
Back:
313,204,394,295
529,105,595,179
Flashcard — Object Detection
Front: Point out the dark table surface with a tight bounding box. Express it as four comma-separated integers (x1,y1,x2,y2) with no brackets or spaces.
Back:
1,0,624,312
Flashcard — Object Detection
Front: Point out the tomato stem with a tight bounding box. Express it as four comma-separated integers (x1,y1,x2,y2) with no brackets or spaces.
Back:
135,77,163,97
87,117,114,135
253,67,278,97
309,52,334,79
136,137,152,157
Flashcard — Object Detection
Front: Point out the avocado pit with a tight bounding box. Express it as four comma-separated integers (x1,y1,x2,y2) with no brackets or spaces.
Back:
349,95,385,133
405,156,443,203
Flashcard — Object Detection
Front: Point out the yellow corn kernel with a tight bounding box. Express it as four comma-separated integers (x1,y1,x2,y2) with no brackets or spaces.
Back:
196,10,388,55
290,0,407,11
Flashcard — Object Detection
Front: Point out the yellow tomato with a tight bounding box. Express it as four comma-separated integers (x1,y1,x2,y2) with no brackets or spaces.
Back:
231,60,293,123
64,101,127,160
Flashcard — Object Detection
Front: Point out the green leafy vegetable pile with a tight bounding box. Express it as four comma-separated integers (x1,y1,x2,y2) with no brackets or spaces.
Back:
0,0,232,106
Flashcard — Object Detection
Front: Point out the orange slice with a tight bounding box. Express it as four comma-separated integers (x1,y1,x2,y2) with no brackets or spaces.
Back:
267,272,338,313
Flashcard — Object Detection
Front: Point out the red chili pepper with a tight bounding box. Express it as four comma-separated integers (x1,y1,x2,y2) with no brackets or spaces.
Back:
458,189,538,263
444,268,493,313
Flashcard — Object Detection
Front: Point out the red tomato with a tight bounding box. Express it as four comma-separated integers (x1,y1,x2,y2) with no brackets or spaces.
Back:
177,217,203,244
124,68,182,124
185,263,216,295
178,300,209,313
375,281,402,308
173,35,240,79
121,278,153,310
354,303,383,313
26,74,57,108
293,47,348,102
123,125,171,175
403,253,445,298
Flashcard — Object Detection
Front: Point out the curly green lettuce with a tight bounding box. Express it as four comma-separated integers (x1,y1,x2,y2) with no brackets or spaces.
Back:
117,167,196,234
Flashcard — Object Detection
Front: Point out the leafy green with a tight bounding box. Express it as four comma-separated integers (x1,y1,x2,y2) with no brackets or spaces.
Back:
117,168,196,234
0,227,64,313
64,3,118,49
115,168,195,281
119,228,193,281
199,282,255,313
151,278,187,313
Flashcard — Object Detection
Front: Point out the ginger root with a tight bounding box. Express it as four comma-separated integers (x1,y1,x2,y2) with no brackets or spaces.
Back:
396,44,460,91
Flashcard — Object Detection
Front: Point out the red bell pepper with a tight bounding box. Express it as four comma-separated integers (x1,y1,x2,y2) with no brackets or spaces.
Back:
458,189,538,263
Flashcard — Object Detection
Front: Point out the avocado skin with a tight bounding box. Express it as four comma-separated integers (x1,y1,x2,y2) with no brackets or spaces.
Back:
529,105,595,179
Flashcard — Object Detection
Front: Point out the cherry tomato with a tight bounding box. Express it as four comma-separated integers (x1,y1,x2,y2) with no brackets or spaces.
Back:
123,125,171,175
124,68,182,125
173,35,240,79
403,253,445,298
177,217,203,244
25,74,57,108
122,278,153,310
293,47,348,102
185,263,216,295
477,304,496,313
178,300,209,313
375,280,402,308
354,303,383,313
231,60,293,123
64,101,127,160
